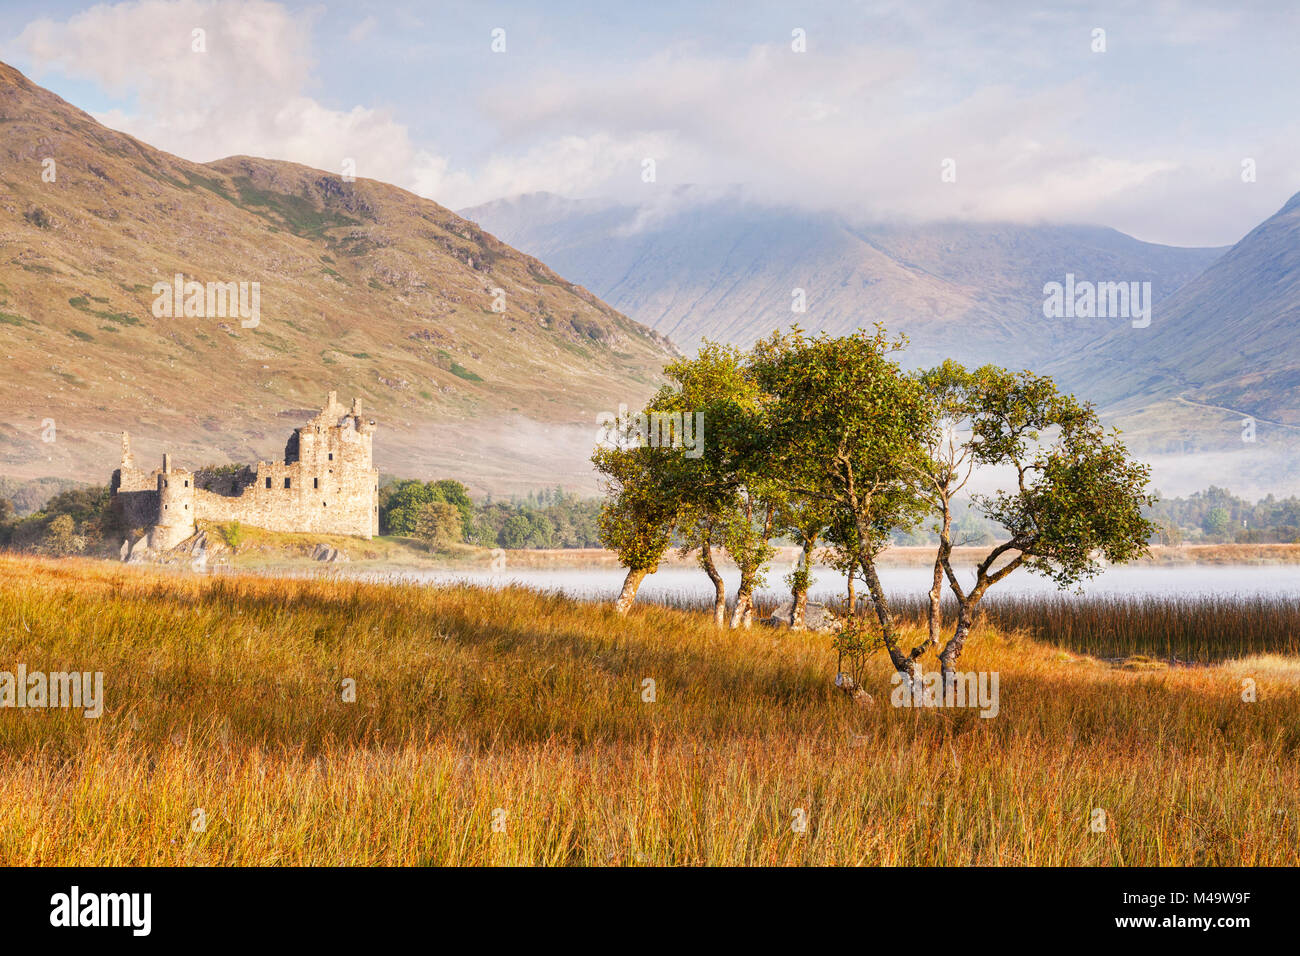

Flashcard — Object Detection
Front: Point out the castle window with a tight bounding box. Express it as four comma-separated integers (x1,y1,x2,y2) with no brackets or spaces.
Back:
284,477,291,489
328,453,333,461
184,480,189,488
265,477,272,489
323,501,328,508
184,504,189,509
313,478,319,489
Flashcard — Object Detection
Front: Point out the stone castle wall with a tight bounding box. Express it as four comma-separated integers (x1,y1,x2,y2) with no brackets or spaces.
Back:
111,393,379,552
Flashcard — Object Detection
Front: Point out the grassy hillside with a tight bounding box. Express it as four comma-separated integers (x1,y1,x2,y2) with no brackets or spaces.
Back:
1,555,1297,865
0,61,675,493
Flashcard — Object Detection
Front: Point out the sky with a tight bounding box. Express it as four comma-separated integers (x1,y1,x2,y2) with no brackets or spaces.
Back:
3,0,1299,246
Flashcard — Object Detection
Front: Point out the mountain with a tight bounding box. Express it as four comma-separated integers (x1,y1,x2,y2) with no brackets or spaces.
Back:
461,189,1300,496
459,190,1225,370
0,62,676,494
1053,191,1300,430
1037,191,1300,496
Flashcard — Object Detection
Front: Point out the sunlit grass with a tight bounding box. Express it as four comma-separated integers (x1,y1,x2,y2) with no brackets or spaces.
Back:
0,555,1297,865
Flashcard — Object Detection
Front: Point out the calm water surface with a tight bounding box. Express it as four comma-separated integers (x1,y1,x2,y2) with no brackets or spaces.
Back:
369,563,1300,604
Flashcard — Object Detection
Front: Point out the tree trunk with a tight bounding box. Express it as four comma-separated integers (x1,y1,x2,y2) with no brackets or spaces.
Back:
859,556,915,681
927,557,944,646
939,605,975,695
928,500,954,649
791,588,808,630
790,539,814,629
700,542,727,627
730,574,755,629
614,568,648,615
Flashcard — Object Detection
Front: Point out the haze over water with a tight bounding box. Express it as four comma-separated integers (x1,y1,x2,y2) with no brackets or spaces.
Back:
381,564,1300,605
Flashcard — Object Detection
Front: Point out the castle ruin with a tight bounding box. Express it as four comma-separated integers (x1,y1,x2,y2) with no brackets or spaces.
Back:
112,392,379,551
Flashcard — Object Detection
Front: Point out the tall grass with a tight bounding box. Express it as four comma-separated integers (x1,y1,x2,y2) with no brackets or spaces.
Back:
971,594,1300,662
642,587,1300,663
1,555,1298,865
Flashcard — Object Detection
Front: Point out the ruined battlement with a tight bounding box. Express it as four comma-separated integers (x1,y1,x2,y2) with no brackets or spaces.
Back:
111,392,379,553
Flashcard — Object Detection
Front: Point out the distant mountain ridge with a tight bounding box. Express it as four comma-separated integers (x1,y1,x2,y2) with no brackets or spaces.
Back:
1052,190,1300,429
460,190,1225,370
0,61,676,492
462,189,1300,497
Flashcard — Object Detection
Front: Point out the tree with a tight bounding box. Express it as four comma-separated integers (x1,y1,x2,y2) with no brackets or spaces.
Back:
751,326,933,676
39,514,85,556
658,343,778,628
1203,506,1231,540
919,364,1156,691
431,479,474,540
910,361,986,655
721,486,778,628
592,414,683,614
525,511,557,548
1150,516,1183,546
676,509,731,627
776,496,832,629
414,501,464,549
497,513,533,549
595,342,756,618
382,480,437,536
0,497,15,547
380,478,473,542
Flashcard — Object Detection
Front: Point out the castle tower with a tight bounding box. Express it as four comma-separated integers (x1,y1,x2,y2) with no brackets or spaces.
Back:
120,432,134,468
150,454,196,550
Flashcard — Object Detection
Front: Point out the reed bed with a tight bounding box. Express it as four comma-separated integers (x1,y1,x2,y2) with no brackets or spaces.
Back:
0,555,1297,865
971,594,1300,662
645,588,1300,663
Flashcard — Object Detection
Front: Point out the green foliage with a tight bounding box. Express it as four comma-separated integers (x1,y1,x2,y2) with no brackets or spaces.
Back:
378,478,598,549
593,325,1157,672
497,513,533,549
753,325,934,565
1203,505,1232,540
1,486,114,555
831,615,884,687
413,501,464,549
39,514,84,556
380,480,442,537
220,522,245,550
230,176,361,238
68,295,140,326
1146,486,1300,544
956,367,1156,591
592,443,679,573
449,362,483,382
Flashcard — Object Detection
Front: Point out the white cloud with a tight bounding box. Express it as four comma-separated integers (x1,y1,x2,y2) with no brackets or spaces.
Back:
11,0,697,210
346,15,377,45
15,0,476,202
12,0,1300,241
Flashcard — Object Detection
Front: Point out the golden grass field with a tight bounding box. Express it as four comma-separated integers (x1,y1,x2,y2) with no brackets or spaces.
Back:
0,554,1297,866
